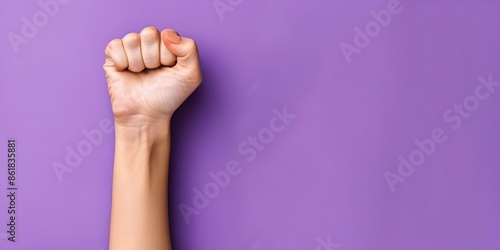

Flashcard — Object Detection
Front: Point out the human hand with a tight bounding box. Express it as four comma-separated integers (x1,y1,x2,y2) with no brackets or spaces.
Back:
103,26,202,128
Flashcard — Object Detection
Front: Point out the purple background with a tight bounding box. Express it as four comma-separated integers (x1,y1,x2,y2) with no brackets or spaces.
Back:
1,0,500,249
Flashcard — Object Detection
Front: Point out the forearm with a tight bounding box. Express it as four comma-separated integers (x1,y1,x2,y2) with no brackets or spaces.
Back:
109,121,172,250
104,25,201,249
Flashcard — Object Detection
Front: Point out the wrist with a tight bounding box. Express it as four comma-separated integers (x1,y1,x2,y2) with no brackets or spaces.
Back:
114,119,171,145
112,119,171,176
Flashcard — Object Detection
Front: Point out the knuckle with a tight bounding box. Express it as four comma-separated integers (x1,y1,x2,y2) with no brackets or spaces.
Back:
108,39,122,51
140,27,160,42
122,33,141,45
141,26,159,33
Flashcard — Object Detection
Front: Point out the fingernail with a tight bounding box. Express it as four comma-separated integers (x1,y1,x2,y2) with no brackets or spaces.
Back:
166,29,181,44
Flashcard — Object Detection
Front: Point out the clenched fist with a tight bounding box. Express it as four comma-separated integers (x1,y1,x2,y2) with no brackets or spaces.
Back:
103,27,202,128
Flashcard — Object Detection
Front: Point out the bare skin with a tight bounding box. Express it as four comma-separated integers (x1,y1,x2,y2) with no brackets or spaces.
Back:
103,26,202,250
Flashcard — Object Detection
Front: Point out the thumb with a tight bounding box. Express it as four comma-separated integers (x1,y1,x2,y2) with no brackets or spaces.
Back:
161,29,200,70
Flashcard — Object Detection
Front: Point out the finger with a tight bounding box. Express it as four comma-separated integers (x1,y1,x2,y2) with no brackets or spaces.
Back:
122,33,145,73
160,30,177,67
140,27,161,69
104,39,128,71
161,29,200,71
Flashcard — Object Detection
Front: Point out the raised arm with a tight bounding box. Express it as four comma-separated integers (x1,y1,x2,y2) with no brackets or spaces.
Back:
103,26,202,250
